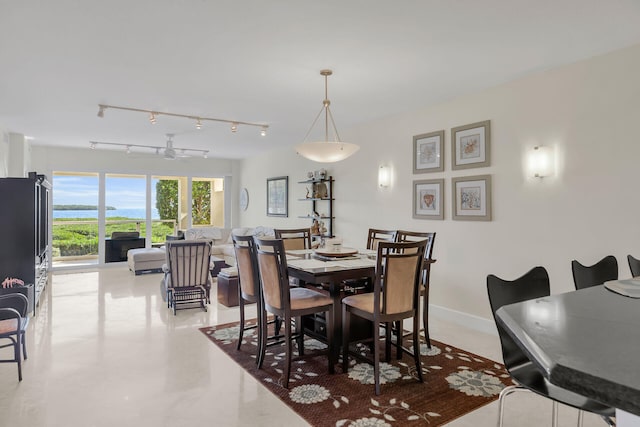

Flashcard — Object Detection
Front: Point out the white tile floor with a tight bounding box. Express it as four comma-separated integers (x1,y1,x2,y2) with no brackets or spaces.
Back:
0,267,610,427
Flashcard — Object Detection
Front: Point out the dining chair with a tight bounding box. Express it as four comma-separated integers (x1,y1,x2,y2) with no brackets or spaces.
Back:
487,266,615,427
274,228,313,251
253,236,336,388
342,239,427,395
628,254,640,277
0,293,30,381
161,240,211,314
395,230,436,349
232,234,282,365
571,255,618,290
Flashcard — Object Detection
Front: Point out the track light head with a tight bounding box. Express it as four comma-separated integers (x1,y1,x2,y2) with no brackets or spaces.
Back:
196,118,202,130
261,126,267,136
149,112,156,124
231,122,238,133
97,105,105,118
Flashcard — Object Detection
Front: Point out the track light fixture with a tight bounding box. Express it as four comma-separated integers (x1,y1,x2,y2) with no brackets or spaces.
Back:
89,136,210,159
97,104,268,136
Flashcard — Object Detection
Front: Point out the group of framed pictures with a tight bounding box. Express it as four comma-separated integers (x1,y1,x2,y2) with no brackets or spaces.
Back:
412,120,492,221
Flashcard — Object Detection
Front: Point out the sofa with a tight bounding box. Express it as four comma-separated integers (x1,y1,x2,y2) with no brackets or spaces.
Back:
183,226,274,266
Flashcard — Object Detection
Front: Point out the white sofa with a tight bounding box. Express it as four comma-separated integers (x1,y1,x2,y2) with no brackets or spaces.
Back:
183,226,274,266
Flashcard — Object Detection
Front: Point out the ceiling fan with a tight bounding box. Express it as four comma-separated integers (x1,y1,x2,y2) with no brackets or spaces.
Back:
89,133,209,159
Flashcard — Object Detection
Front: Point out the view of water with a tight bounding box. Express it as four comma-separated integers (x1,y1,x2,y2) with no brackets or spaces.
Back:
53,208,160,219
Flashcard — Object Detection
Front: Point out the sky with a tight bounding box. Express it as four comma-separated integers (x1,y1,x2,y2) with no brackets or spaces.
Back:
53,174,158,209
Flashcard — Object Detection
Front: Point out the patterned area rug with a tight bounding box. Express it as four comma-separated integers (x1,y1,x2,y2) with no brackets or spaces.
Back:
200,321,511,427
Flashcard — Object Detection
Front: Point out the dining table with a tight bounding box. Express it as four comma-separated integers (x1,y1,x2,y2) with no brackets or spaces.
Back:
286,248,377,359
495,284,640,426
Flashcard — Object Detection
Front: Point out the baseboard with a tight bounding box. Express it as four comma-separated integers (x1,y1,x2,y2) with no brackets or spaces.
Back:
430,304,498,336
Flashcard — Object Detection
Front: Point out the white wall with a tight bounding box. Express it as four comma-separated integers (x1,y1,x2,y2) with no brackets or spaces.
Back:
0,128,8,177
239,43,640,322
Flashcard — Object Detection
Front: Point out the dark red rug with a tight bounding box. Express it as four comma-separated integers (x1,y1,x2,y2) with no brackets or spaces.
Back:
200,321,511,427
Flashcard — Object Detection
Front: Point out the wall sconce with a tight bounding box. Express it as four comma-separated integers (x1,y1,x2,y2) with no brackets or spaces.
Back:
528,146,554,178
378,165,390,188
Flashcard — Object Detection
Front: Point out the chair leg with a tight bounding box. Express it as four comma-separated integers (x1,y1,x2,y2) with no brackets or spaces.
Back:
342,305,351,373
22,331,27,360
412,315,423,383
257,306,268,369
496,384,528,427
326,307,335,374
384,322,392,362
295,316,304,357
374,319,381,395
577,409,584,427
237,297,246,350
16,335,23,381
395,320,402,360
284,317,293,388
422,286,431,348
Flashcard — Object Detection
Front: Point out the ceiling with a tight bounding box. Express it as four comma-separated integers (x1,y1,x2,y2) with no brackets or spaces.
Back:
2,1,640,160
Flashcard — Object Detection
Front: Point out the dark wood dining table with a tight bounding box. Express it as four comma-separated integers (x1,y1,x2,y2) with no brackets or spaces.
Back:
286,250,376,359
496,284,640,425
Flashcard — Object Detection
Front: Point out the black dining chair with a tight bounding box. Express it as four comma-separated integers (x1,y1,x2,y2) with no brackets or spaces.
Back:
571,255,618,290
487,266,615,427
628,254,640,277
0,293,30,381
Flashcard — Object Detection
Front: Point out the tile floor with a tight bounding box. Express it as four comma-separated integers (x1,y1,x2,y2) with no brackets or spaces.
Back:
0,267,610,427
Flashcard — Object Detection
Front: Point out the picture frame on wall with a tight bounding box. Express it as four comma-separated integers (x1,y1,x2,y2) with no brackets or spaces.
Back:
413,178,444,220
413,130,444,173
451,120,491,170
452,174,492,221
266,176,288,217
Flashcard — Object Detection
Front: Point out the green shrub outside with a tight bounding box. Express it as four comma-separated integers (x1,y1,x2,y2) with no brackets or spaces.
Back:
53,217,175,257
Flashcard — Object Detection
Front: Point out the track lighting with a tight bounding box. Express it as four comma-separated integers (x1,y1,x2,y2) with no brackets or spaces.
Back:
89,135,210,159
97,104,268,135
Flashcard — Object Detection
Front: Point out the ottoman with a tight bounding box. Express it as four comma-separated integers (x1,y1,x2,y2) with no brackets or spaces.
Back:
217,267,239,307
127,248,165,275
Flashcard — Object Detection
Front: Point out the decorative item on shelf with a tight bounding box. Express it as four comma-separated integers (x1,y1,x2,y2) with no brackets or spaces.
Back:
295,69,360,163
307,171,314,179
311,219,321,235
319,168,327,179
305,187,311,198
319,221,327,235
2,277,25,288
313,181,328,198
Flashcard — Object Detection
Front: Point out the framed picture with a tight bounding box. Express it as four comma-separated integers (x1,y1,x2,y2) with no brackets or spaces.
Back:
267,176,288,217
413,130,444,173
452,174,492,221
413,178,444,220
451,120,490,170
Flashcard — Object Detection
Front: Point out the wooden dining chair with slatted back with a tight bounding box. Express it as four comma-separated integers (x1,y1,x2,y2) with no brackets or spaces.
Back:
628,254,640,277
342,239,427,395
395,230,436,350
571,255,618,290
0,293,29,381
232,234,281,365
274,228,313,251
253,236,336,388
487,266,616,427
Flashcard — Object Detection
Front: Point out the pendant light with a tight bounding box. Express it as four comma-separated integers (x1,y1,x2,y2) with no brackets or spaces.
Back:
295,69,360,163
